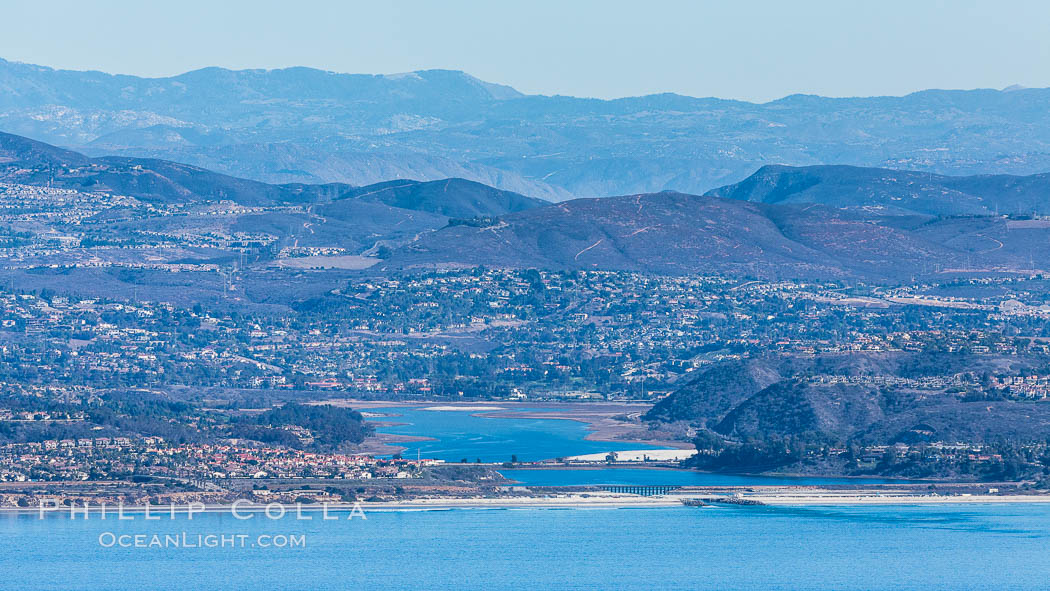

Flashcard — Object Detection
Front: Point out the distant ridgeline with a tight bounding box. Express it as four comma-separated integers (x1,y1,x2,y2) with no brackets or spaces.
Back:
3,131,1050,282
4,57,1050,199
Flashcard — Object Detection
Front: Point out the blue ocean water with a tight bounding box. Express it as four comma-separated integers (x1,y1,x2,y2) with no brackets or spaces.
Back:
500,468,911,487
369,407,670,462
3,504,1049,590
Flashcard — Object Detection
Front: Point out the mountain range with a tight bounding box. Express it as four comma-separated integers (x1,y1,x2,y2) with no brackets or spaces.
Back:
0,130,349,206
0,130,544,216
4,58,1050,199
379,189,1050,280
0,131,548,259
3,130,1050,282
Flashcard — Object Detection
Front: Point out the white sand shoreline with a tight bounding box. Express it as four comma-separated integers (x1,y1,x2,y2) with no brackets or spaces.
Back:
7,492,1050,516
738,494,1050,506
0,494,681,516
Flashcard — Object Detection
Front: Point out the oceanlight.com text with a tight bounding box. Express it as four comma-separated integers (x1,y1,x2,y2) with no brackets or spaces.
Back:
97,532,307,549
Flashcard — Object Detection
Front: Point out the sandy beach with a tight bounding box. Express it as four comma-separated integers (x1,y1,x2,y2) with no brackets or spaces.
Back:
0,493,682,516
731,492,1050,506
10,489,1050,516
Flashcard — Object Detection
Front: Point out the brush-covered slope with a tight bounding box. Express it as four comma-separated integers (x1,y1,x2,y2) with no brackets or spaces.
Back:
0,131,348,205
649,352,1050,446
341,178,548,218
707,164,1050,216
383,191,970,280
0,131,539,220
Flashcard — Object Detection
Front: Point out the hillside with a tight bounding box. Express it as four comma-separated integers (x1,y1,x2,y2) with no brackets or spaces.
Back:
644,358,784,423
0,132,560,270
381,190,1050,280
5,131,1050,282
0,131,546,222
384,191,852,277
646,352,1050,475
708,164,1050,216
84,143,575,202
0,131,349,206
5,58,1050,198
341,178,548,218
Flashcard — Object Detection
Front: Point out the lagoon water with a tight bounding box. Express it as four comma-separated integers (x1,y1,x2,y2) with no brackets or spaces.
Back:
372,407,907,487
370,406,670,463
4,504,1050,590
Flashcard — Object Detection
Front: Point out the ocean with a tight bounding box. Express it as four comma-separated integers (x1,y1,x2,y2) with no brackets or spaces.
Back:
3,504,1048,590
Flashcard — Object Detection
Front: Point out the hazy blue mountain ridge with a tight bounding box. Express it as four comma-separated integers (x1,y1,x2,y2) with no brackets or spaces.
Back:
0,131,547,220
4,58,1050,199
4,130,1050,282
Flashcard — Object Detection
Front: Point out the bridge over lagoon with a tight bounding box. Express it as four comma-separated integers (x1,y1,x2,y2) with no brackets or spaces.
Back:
596,485,683,496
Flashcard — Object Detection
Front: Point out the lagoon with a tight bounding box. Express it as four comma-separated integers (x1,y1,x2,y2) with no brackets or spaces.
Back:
369,406,670,463
370,407,913,487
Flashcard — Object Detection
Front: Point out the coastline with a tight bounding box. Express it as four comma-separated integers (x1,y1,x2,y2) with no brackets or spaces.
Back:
739,493,1050,506
9,489,1050,515
0,493,682,515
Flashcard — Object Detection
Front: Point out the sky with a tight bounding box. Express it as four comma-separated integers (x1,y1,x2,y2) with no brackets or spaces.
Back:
3,0,1049,102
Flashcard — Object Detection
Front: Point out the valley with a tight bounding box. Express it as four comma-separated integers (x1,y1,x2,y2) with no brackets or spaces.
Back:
1,131,1050,488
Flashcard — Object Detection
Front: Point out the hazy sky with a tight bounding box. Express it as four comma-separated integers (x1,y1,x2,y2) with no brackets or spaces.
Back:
4,0,1049,102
